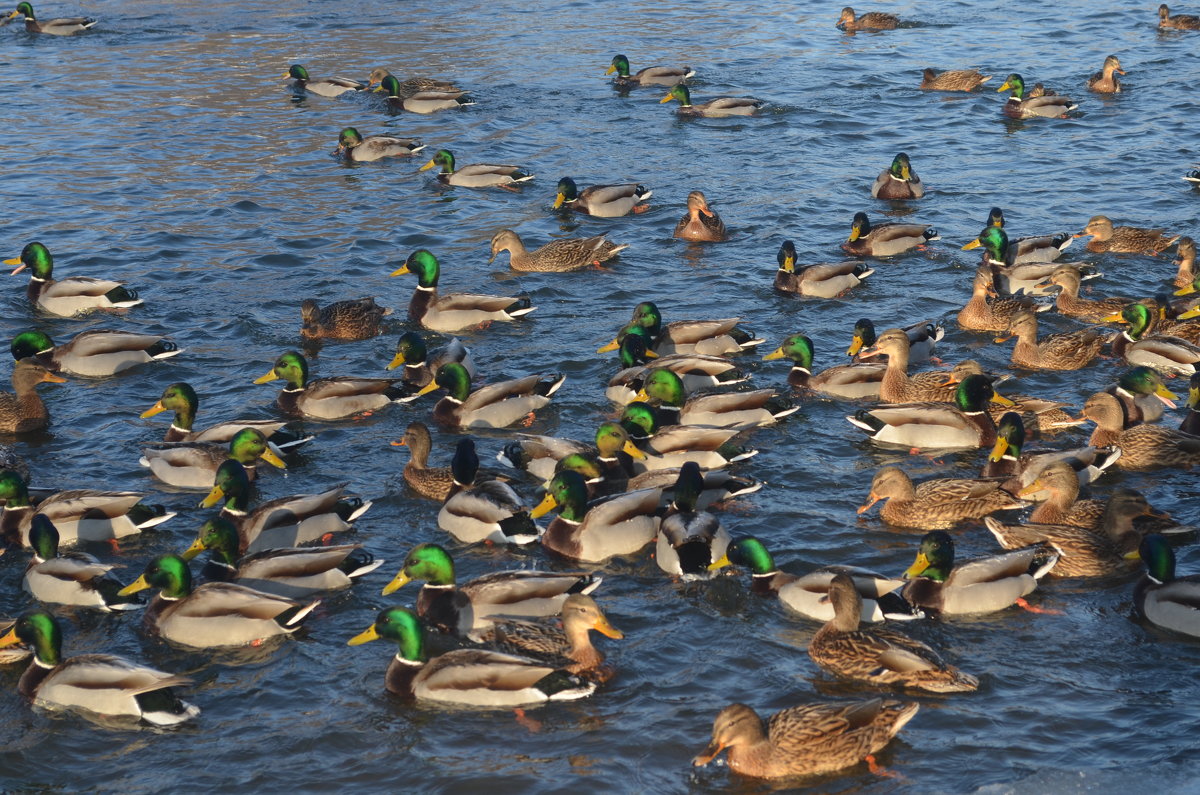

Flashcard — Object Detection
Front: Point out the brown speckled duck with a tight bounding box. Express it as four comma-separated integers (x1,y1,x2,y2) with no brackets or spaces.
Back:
1042,266,1135,322
1075,215,1179,254
920,68,991,91
488,229,627,272
300,297,388,341
857,466,1025,530
836,6,898,31
1084,391,1200,469
0,359,65,433
958,264,1044,332
1087,55,1125,93
995,309,1107,371
1159,4,1200,29
1173,237,1196,288
673,191,727,242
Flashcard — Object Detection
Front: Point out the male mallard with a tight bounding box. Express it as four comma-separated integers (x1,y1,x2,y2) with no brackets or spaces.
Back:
333,127,424,162
0,358,65,433
6,242,141,316
5,2,93,34
773,241,873,298
380,542,598,636
982,411,1121,491
847,374,1013,451
997,74,1078,118
376,74,471,114
385,332,473,388
1106,302,1200,375
957,264,1045,331
920,68,991,91
254,350,407,420
836,6,898,30
437,439,540,545
606,54,694,87
300,297,388,341
1075,215,1179,254
619,402,758,471
673,190,727,241
365,68,459,95
847,317,943,364
476,594,622,680
564,455,759,508
10,329,180,378
489,229,627,272
762,333,886,399
809,574,979,693
660,85,763,118
0,611,198,726
693,698,918,780
1087,55,1125,93
1083,392,1200,469
498,422,642,483
533,470,661,563
901,530,1057,615
607,330,745,405
841,212,938,257
119,554,319,648
139,427,286,489
870,153,924,200
412,362,564,430
995,309,1107,371
1174,237,1197,288
855,328,962,403
23,515,140,611
553,178,651,217
965,224,1074,293
284,64,364,97
391,249,535,332
1158,3,1200,29
655,463,731,579
1105,365,1179,426
857,466,1025,530
141,381,308,446
1181,371,1200,434
1041,266,1133,321
348,607,595,704
599,301,762,357
419,149,532,188
635,369,797,430
1131,534,1200,637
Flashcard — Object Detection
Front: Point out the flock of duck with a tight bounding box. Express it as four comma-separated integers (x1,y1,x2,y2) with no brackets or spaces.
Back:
3,0,1200,785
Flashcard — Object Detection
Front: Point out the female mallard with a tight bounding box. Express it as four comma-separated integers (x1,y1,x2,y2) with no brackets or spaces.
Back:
982,411,1121,491
847,317,943,363
957,264,1045,331
920,68,991,91
284,64,364,97
762,333,887,399
419,149,532,189
1158,4,1200,29
773,241,873,298
365,68,459,95
5,2,94,34
533,470,661,563
836,6,898,30
901,530,1057,615
391,249,534,332
1075,215,1179,254
119,554,319,649
376,74,470,114
141,381,308,447
970,208,1073,265
847,374,1013,451
23,515,140,611
599,301,762,356
254,350,407,420
809,573,979,693
385,332,473,388
476,594,622,680
870,153,924,200
1106,302,1200,375
1106,365,1179,425
1174,237,1197,288
857,466,1025,530
856,327,962,403
488,229,627,272
139,427,286,489
333,128,424,162
0,611,198,726
11,329,180,377
0,358,65,432
1018,459,1125,525
380,542,599,636
1042,266,1134,321
673,190,727,241
553,178,651,217
6,242,141,316
1131,534,1200,637
606,54,694,87
300,297,388,341
437,439,539,545
392,420,457,500
841,212,938,257
995,309,1107,371
693,698,918,780
635,369,797,430
200,459,371,554
660,85,763,118
1083,391,1200,469
413,362,564,429
1087,55,1125,93
348,607,595,704
619,402,758,471
655,463,731,579
180,518,382,600
997,74,1078,118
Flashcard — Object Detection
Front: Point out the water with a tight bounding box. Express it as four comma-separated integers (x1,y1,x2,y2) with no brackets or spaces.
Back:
1,0,1199,791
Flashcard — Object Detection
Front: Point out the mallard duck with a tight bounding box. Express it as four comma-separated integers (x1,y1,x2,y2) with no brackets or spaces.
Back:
200,460,371,554
635,369,797,430
607,331,746,405
773,241,873,297
0,358,65,433
498,421,642,482
1105,366,1178,426
958,264,1045,332
983,411,1120,492
619,402,758,471
1083,391,1200,469
655,462,730,579
380,543,599,636
1041,266,1133,321
693,698,918,779
385,332,473,389
836,6,898,30
10,329,180,378
997,74,1078,118
0,617,31,664
1174,237,1197,288
139,427,286,489
141,381,308,447
1186,169,1200,186
870,153,923,200
763,333,887,399
995,309,1107,371
901,530,1057,615
419,149,531,188
857,466,1025,530
119,554,319,649
412,362,564,429
22,515,139,610
1161,299,1200,343
1075,215,1179,254
606,54,694,87
1159,3,1200,29
965,225,1074,293
300,297,388,341
437,439,540,545
1106,302,1200,375
553,177,651,217
673,190,727,241
660,85,763,118
391,249,535,332
847,317,943,364
856,328,962,403
847,374,1013,451
5,2,93,34
0,611,198,726
6,242,141,316
1021,461,1166,531
349,607,595,704
365,68,459,95
920,68,991,91
254,350,407,420
809,574,979,693
573,457,759,509
1087,55,1125,93
1181,371,1200,434
180,518,382,600
333,127,424,162
375,74,471,114
392,420,457,500
841,212,938,257
985,389,1085,435
1131,534,1200,637
284,64,364,97
476,594,621,680
534,470,661,563
488,229,627,272
599,301,762,357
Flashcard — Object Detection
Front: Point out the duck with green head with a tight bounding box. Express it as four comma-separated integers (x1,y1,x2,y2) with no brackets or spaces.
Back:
848,373,1013,450
606,54,694,87
1105,302,1200,376
139,427,286,489
283,64,364,97
871,152,924,200
417,149,532,188
900,530,1056,615
534,470,661,563
1180,372,1200,435
23,515,141,611
412,361,565,429
11,328,180,378
254,350,407,420
553,177,652,217
385,332,474,389
847,318,942,363
6,242,142,316
1106,365,1179,425
376,73,471,114
659,84,763,117
391,249,535,332
773,240,874,298
1130,534,1200,637
498,421,644,486
141,381,306,446
6,2,95,34
606,327,745,405
997,73,1078,118
763,332,885,398
841,212,939,257
598,301,762,357
981,412,1122,497
437,438,540,545
963,208,1072,267
964,226,1070,296
619,400,757,470
635,369,797,430
333,127,425,162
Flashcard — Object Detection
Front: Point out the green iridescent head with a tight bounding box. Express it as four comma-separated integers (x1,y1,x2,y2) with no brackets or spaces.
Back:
556,452,603,482
122,554,194,599
987,207,1005,228
337,127,364,150
201,459,251,511
618,326,656,367
7,242,54,279
660,84,692,106
905,531,955,582
287,64,310,81
347,606,426,662
671,461,703,512
420,149,456,174
181,518,240,565
387,332,427,371
954,374,996,412
379,74,403,98
142,382,199,427
997,73,1025,99
1138,534,1176,584
392,249,441,287
3,611,61,666
595,421,642,459
607,54,631,77
630,302,663,335
889,152,913,180
977,226,1009,262
27,514,59,560
712,536,776,575
620,401,659,438
762,333,813,368
553,177,579,209
531,470,589,521
382,543,456,594
847,212,871,242
0,469,31,507
426,362,472,401
1120,366,1177,402
1121,303,1154,339
638,369,686,408
10,330,54,361
255,351,309,389
228,427,283,468
846,318,877,357
989,411,1025,461
14,2,35,20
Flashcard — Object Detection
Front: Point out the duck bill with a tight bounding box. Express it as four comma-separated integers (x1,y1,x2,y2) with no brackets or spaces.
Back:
530,492,557,519
622,440,646,460
847,229,861,243
1173,284,1197,297
0,625,19,647
593,615,624,640
390,437,408,447
642,348,658,359
903,552,930,579
780,255,795,273
856,493,880,515
1123,549,1142,561
253,368,279,385
140,400,167,418
632,388,651,403
552,193,566,210
693,740,726,766
1017,480,1045,497
988,436,1009,462
996,81,1012,92
180,538,207,561
41,372,67,384
658,93,674,104
993,333,1013,344
1178,305,1200,319
199,484,225,509
1100,311,1125,323
961,238,982,250
381,571,411,596
604,65,617,75
597,338,620,353
1156,384,1180,406
385,353,406,371
117,574,151,597
4,256,25,275
390,263,411,277
991,392,1016,407
419,158,437,171
260,447,287,469
762,347,785,361
1146,506,1172,521
347,624,382,646
415,380,441,397
699,207,714,218
846,335,865,357
857,344,883,359
707,553,732,572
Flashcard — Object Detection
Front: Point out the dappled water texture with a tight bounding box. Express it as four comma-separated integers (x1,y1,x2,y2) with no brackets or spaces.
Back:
2,0,1200,791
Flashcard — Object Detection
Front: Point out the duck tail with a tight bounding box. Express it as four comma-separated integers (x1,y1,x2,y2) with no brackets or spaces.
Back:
537,373,567,397
504,296,536,318
339,547,385,579
498,511,540,544
128,503,175,529
105,285,142,306
848,410,885,433
535,670,596,700
276,599,321,629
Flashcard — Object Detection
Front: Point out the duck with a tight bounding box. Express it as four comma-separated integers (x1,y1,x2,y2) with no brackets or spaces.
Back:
599,301,762,357
1075,215,1179,254
985,388,1086,436
0,617,31,665
607,331,746,405
534,470,662,563
10,329,181,378
1082,392,1200,469
5,2,94,34
1106,302,1200,375
437,439,540,545
0,358,66,433
488,229,627,272
762,333,887,399
870,153,923,199
957,264,1046,332
673,190,727,241
855,328,962,403
553,178,651,217
392,420,458,500
809,574,979,693
498,421,643,483
857,466,1025,530
180,518,382,600
254,350,408,420
139,427,286,489
1150,296,1200,343
1158,3,1200,29
982,411,1121,492
419,149,532,189
22,515,140,610
635,369,797,430
901,530,1057,615
619,402,759,471
847,317,943,364
141,381,309,447
1087,55,1125,93
1181,372,1200,434
1041,266,1134,321
299,297,388,341
561,455,760,508
847,374,1013,451
606,54,694,87
475,594,622,681
841,211,938,257
119,554,320,649
333,127,424,162
364,68,459,95
380,542,599,637
920,68,991,91
1106,365,1179,425
966,224,1074,294
385,332,473,389
375,73,471,114
200,460,371,554
1021,466,1170,535
995,309,1107,371
283,64,364,97
0,611,198,726
6,242,142,316
836,6,898,30
655,463,731,579
348,607,596,704
773,241,873,298
1173,237,1197,288
391,249,535,332
659,85,763,118
413,362,564,430
997,74,1078,118
693,698,918,780
1131,534,1200,637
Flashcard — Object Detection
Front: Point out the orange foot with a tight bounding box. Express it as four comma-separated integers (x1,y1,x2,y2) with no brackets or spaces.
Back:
929,356,945,366
865,755,899,778
632,204,650,214
107,538,122,554
916,245,929,252
321,532,335,546
514,708,543,733
472,321,493,331
251,638,264,647
521,411,536,427
1016,597,1064,615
